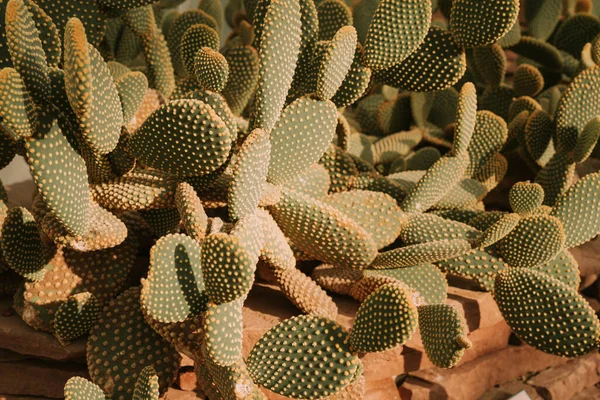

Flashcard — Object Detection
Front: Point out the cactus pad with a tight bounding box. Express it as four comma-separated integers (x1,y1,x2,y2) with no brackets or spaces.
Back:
509,181,544,215
370,239,472,269
175,182,208,242
64,377,106,400
204,299,244,366
194,47,229,92
437,248,508,291
450,0,519,48
401,213,480,244
132,366,160,400
475,213,521,249
53,292,99,346
0,67,34,139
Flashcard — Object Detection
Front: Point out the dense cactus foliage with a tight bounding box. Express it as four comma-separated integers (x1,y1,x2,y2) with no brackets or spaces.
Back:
0,0,599,399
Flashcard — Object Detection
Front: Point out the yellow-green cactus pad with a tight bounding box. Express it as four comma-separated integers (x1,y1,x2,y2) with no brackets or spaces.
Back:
221,44,259,115
107,131,136,177
508,96,541,122
203,356,263,400
98,0,158,13
365,263,448,304
53,292,99,346
467,110,507,176
449,0,519,48
22,0,60,67
437,247,507,291
509,181,544,215
129,99,232,177
201,233,255,304
524,0,561,41
554,14,600,58
405,147,441,171
0,67,34,139
311,264,363,295
64,377,106,400
479,85,515,121
573,116,600,163
282,163,330,199
267,96,337,185
474,213,520,248
1,207,49,281
370,239,472,269
132,366,160,400
251,0,301,132
473,44,506,87
400,213,481,244
555,66,600,152
417,303,471,368
451,82,477,157
534,152,576,207
551,171,600,248
318,145,359,192
352,0,378,44
348,274,402,303
323,190,404,249
256,208,296,271
434,178,488,210
5,0,50,105
317,0,352,41
184,90,237,142
175,181,208,242
248,315,360,399
401,155,470,213
115,71,148,125
25,123,90,237
273,267,338,319
498,214,565,268
87,287,181,399
64,18,123,155
141,31,175,99
121,5,156,37
180,23,219,76
316,26,357,101
373,26,466,92
534,249,580,290
194,47,229,92
362,0,431,70
350,283,418,352
141,234,206,323
166,10,217,75
508,36,562,72
514,64,544,97
269,188,378,269
524,109,554,165
371,129,422,165
494,267,600,357
139,207,181,238
204,299,244,366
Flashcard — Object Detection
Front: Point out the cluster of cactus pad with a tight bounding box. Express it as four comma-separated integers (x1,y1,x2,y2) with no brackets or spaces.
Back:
1,0,600,398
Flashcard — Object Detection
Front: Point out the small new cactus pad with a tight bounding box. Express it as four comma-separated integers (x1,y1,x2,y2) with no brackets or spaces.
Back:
247,315,360,399
417,303,472,368
550,172,600,248
266,96,337,185
201,233,255,304
362,0,430,70
452,82,477,157
87,287,181,399
494,268,600,357
509,181,544,215
64,377,106,400
193,47,229,92
252,0,301,132
132,366,160,400
0,67,34,139
373,26,466,92
475,213,521,248
229,128,270,221
25,123,91,237
498,215,565,268
316,0,351,41
349,283,418,352
141,234,206,323
204,299,244,366
467,111,507,176
5,0,50,105
573,116,600,163
129,99,232,178
175,182,208,242
437,248,508,291
316,26,357,101
269,188,378,269
401,155,470,213
514,64,544,97
63,18,123,155
180,23,220,76
323,190,404,249
449,0,519,48
53,292,99,346
400,213,480,245
167,10,217,75
370,239,472,269
1,207,48,280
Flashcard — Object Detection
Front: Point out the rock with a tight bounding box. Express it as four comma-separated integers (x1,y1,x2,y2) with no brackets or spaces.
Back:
572,384,600,400
571,236,600,276
161,388,206,400
446,286,503,331
527,352,600,399
176,366,198,392
480,381,543,400
364,377,400,400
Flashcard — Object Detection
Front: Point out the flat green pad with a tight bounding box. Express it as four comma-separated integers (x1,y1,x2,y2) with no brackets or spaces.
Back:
437,248,508,292
467,111,507,176
509,181,544,215
252,0,301,132
316,26,357,102
256,208,296,271
0,67,34,139
373,26,466,92
267,96,337,186
370,239,472,269
1,207,48,281
5,0,50,106
573,116,600,163
362,0,430,70
350,283,418,352
194,47,229,92
282,163,330,199
64,377,106,400
23,0,61,67
524,0,561,41
331,43,371,108
554,14,600,58
475,213,520,248
473,44,506,87
221,45,259,115
204,299,244,367
316,0,351,41
269,188,378,270
452,82,477,157
401,155,470,213
534,250,580,290
64,18,122,155
311,264,363,295
498,215,565,268
132,366,160,400
400,213,480,245
175,182,208,242
180,24,220,76
229,128,270,221
115,71,148,125
129,99,232,177
201,233,255,304
514,64,544,97
494,267,600,357
551,171,600,248
323,190,404,249
450,0,519,48
141,31,176,99
87,287,181,399
525,110,554,165
54,292,99,346
248,315,360,399
417,303,471,368
555,66,600,153
365,263,447,304
25,123,90,237
141,234,206,323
